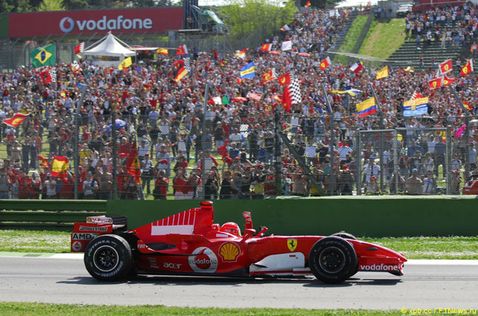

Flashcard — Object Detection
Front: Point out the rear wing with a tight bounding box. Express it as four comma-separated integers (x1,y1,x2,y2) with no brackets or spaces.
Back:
71,216,127,252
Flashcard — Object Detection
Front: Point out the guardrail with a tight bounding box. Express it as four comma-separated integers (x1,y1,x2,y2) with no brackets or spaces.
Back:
0,200,107,229
1,196,477,236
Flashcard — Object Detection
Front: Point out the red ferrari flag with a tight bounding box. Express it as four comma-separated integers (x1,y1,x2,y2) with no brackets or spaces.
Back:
176,44,188,56
261,68,276,84
442,75,456,87
51,156,69,177
463,101,474,111
2,112,29,128
460,59,474,77
428,77,443,90
320,56,331,70
439,59,453,74
278,72,291,86
260,43,272,52
282,84,292,112
39,68,52,85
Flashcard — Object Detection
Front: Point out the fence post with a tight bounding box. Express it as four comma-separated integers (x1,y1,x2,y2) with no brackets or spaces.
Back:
446,125,452,194
111,99,118,200
274,108,282,196
355,130,361,195
393,129,399,194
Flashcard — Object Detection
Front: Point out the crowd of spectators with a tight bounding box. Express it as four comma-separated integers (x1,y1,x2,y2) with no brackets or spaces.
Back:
0,4,477,200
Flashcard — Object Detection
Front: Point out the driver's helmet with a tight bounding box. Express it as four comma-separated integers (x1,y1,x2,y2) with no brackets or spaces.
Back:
220,222,241,236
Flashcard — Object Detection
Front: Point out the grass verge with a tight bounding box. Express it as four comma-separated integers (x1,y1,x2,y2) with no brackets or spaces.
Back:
359,18,405,60
0,303,405,316
1,230,478,259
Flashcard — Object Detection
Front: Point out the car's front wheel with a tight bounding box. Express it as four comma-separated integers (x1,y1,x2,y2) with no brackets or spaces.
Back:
84,234,133,281
309,236,357,284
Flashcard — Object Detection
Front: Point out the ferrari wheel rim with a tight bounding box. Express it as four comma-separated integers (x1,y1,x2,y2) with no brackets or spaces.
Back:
92,245,119,273
318,246,346,274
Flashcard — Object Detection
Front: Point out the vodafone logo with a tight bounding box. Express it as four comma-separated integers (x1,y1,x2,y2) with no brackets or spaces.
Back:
59,17,75,33
58,15,153,34
188,247,218,273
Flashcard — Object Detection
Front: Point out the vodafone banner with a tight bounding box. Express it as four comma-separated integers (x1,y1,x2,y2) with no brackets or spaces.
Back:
8,7,184,38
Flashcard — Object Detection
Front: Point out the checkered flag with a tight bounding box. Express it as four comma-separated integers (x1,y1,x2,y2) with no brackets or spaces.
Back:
289,77,301,104
50,68,57,84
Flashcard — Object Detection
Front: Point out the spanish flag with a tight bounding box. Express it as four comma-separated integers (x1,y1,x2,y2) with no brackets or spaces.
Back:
156,48,169,56
51,156,69,177
356,97,377,118
2,112,29,128
375,65,389,80
118,57,132,70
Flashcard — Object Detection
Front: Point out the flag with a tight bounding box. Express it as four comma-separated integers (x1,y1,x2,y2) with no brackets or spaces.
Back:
278,72,291,86
460,59,474,77
298,52,311,57
428,77,443,90
73,42,84,55
350,61,364,74
280,24,291,32
235,48,247,59
403,94,429,117
2,112,29,128
261,68,276,84
118,57,132,70
269,50,281,55
454,123,467,138
282,83,292,112
330,88,362,97
50,156,69,177
442,75,456,87
126,143,141,184
463,101,474,111
260,43,271,52
356,97,377,118
439,59,453,74
37,154,49,169
156,48,168,56
375,65,389,80
31,43,56,68
281,40,292,51
289,77,302,104
240,62,256,79
176,44,188,56
320,56,331,70
404,66,414,73
174,66,189,82
39,68,53,85
305,0,311,7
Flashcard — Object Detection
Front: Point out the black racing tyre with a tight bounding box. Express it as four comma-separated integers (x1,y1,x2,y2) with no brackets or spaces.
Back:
331,232,357,240
84,234,133,281
309,236,358,284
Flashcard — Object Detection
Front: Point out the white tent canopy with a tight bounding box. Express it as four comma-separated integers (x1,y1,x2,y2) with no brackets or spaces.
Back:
83,32,135,67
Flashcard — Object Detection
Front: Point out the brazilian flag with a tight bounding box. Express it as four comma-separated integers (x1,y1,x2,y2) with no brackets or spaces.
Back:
31,44,56,68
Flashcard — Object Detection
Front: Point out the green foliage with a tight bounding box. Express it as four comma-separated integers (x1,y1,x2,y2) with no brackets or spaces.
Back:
0,0,34,13
359,18,406,60
61,0,89,10
335,15,368,64
38,0,65,11
219,0,297,43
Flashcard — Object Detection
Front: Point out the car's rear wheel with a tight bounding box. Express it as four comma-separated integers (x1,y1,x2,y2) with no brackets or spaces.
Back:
84,234,133,281
309,236,357,284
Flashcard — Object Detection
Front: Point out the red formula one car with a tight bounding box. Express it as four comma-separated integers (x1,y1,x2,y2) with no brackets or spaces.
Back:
71,201,406,284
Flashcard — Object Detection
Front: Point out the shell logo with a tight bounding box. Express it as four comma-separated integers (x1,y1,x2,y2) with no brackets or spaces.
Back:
219,242,240,262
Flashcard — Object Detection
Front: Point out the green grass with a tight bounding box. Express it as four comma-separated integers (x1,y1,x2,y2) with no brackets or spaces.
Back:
359,18,406,60
1,230,478,259
0,303,407,316
336,15,369,64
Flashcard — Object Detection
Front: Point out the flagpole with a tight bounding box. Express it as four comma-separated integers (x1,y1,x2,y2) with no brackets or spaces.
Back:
321,83,335,195
201,82,209,199
111,96,118,200
450,88,470,178
369,83,386,192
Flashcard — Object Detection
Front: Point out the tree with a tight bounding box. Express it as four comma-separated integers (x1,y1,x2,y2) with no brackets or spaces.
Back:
0,0,33,13
38,0,65,11
62,0,89,10
220,0,297,43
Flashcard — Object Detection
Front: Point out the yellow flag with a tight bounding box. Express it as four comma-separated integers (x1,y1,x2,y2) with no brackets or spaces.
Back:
375,65,389,80
156,48,168,56
118,57,132,70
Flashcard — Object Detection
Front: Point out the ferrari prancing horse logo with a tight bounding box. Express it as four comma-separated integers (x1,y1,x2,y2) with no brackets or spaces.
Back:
287,239,297,252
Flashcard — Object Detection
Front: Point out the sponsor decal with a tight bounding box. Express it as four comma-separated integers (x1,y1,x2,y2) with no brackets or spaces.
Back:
287,239,298,252
359,264,403,271
59,15,153,34
188,247,218,273
219,242,241,262
72,233,97,240
163,262,182,270
71,241,82,252
79,225,108,232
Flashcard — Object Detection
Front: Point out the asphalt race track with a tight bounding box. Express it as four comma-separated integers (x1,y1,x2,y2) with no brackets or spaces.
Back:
1,255,477,309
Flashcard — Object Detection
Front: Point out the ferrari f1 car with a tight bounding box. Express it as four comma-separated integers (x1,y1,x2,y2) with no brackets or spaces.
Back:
71,201,406,283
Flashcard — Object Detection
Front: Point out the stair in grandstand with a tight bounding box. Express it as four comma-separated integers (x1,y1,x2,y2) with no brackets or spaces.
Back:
329,10,358,52
387,40,462,70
